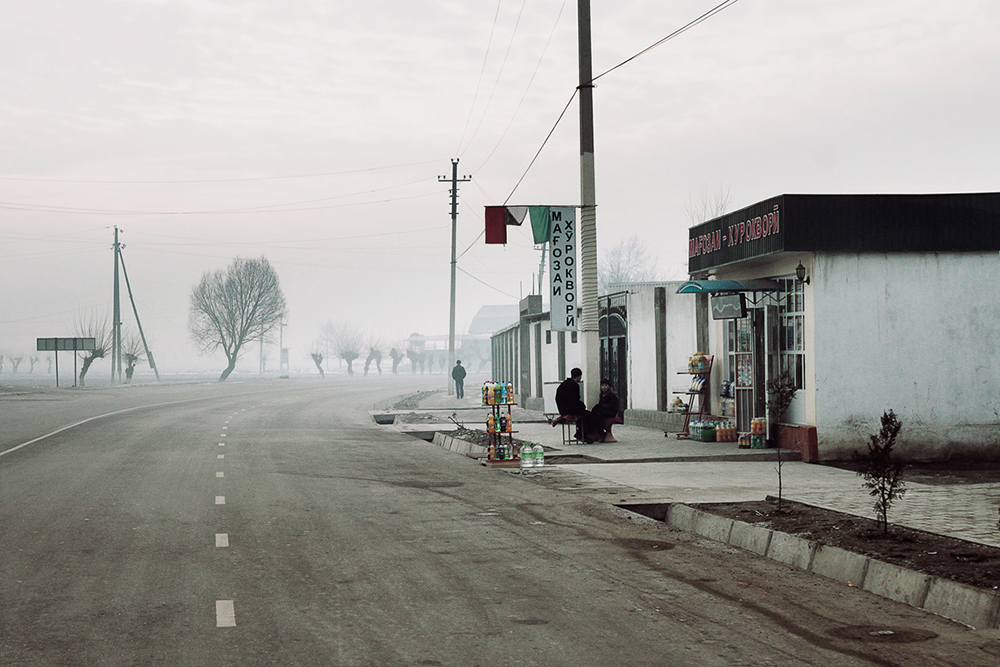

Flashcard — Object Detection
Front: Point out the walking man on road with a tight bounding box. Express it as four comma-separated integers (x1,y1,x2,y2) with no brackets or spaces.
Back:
451,360,467,399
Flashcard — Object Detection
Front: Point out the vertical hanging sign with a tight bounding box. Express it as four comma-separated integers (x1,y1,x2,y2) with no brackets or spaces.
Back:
549,207,578,331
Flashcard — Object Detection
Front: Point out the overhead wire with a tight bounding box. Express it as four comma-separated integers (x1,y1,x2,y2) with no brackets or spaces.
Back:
592,0,742,83
455,0,504,156
0,190,441,216
459,0,529,158
502,89,578,205
457,266,519,299
501,0,742,204
0,159,447,184
470,0,568,172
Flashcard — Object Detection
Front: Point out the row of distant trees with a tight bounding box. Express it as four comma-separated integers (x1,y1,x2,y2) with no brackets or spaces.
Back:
309,323,408,377
0,354,48,374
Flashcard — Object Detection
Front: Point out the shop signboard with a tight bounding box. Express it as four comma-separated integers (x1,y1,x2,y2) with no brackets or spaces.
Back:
688,196,784,273
711,294,746,319
549,207,578,331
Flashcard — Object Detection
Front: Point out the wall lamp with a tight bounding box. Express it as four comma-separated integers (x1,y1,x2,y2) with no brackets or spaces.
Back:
795,262,810,285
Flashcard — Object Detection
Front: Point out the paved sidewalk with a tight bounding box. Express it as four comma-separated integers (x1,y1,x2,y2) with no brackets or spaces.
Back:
384,392,1000,549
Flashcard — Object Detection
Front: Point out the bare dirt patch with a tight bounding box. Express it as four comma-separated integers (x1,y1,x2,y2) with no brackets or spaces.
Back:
697,497,1000,591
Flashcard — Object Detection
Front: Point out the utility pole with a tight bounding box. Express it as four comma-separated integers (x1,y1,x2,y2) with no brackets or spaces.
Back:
112,226,122,384
438,159,471,396
577,0,601,407
118,246,161,382
279,318,287,371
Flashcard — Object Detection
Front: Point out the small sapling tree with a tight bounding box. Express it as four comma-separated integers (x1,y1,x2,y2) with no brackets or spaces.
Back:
855,410,906,535
766,371,798,511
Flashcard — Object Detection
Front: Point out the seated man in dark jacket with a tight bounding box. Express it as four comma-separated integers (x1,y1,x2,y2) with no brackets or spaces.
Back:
591,378,622,443
555,368,601,442
555,368,587,417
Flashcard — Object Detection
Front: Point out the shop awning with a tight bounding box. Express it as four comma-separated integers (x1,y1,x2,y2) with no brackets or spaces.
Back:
675,279,782,294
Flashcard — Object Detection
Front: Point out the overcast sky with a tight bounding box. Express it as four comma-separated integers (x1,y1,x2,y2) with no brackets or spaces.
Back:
2,0,998,375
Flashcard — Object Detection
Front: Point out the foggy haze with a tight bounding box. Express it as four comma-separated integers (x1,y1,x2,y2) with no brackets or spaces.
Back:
3,1,998,377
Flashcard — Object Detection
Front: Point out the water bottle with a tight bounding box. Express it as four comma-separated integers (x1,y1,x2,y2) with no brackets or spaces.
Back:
532,443,544,467
520,444,532,469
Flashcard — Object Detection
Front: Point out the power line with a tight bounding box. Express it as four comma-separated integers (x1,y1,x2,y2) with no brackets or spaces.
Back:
593,0,743,83
0,159,447,184
459,0,529,158
503,89,578,205
457,265,518,299
471,0,568,172
455,0,504,156
501,0,741,204
0,190,441,216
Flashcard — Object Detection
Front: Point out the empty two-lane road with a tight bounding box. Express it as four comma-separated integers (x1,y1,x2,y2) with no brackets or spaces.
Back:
1,378,996,666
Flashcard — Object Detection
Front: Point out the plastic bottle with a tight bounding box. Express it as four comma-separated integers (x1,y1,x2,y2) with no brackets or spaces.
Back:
488,442,496,460
520,444,532,469
487,383,495,405
507,382,514,403
487,413,495,433
505,412,513,433
482,382,489,405
499,414,506,433
532,443,544,467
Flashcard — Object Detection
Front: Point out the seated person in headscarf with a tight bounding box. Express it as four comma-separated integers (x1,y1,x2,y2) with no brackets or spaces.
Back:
591,378,622,443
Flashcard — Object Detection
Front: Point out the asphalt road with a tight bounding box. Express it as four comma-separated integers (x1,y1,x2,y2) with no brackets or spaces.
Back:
1,377,997,666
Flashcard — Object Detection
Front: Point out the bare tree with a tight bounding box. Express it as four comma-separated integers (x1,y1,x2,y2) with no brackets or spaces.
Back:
29,355,39,373
309,339,325,377
122,332,146,383
9,354,23,374
686,185,732,225
189,256,288,382
598,236,660,294
323,321,363,376
74,311,111,386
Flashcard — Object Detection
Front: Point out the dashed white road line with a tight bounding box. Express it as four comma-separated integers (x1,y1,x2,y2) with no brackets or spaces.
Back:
218,454,225,459
220,434,227,438
215,496,226,505
216,600,236,627
216,472,224,478
216,533,229,548
219,442,225,447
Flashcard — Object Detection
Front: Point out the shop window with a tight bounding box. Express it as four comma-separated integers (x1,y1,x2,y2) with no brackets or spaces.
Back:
546,330,552,344
571,331,578,343
778,278,806,390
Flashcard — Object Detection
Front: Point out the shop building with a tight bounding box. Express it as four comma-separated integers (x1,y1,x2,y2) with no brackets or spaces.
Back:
686,193,1000,461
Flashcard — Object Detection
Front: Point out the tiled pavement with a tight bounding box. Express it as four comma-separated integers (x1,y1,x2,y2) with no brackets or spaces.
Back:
394,392,1000,550
787,482,1000,548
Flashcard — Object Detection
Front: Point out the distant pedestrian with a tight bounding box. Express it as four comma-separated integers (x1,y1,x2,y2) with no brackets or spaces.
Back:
452,360,467,399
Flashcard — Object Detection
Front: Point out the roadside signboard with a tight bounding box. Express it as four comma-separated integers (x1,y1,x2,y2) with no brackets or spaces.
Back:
35,337,97,387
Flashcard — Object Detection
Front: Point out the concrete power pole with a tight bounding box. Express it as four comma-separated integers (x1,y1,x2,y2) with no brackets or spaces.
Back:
577,0,601,407
112,226,122,384
439,159,471,396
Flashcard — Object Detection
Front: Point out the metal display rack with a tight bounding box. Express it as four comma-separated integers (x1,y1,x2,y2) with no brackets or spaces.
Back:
668,355,714,439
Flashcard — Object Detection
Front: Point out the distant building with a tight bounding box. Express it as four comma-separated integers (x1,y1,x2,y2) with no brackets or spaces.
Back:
468,305,519,335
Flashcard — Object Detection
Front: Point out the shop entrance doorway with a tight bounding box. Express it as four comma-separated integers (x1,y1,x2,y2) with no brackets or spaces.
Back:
725,297,778,433
599,292,628,417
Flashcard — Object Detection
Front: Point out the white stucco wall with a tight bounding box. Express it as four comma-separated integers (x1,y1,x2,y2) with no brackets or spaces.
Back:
813,252,1000,460
627,289,658,411
622,284,697,411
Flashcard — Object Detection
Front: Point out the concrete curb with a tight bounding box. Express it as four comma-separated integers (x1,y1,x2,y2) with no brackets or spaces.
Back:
665,504,1000,630
431,433,487,456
